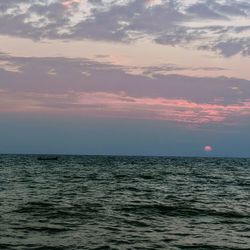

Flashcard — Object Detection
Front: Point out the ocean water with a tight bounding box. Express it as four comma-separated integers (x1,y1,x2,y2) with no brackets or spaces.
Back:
0,155,249,250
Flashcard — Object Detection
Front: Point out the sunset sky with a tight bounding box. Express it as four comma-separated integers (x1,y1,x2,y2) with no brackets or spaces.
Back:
1,0,250,156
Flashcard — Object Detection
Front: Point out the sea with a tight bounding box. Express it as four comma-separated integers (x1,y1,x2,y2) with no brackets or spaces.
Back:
0,155,249,250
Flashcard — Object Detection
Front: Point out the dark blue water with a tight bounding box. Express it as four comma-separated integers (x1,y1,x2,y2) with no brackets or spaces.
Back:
0,155,249,250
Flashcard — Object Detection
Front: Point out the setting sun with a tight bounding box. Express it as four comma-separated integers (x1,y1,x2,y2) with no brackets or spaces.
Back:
204,145,213,152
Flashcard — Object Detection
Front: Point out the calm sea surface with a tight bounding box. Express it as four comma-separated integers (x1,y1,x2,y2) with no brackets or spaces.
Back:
0,155,249,250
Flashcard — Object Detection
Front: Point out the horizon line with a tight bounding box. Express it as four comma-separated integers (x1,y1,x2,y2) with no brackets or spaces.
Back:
0,153,249,160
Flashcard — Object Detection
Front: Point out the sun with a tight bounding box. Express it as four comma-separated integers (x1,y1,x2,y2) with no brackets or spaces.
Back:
204,145,213,152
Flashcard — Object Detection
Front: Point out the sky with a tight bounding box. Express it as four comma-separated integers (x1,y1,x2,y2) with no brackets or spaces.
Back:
1,0,250,157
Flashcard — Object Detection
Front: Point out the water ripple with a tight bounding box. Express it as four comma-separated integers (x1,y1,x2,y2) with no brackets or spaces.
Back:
0,155,249,249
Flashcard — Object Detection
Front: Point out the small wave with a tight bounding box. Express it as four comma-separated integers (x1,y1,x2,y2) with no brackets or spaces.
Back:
90,245,118,250
14,201,55,214
118,203,250,219
18,225,69,234
138,174,155,180
14,201,103,221
25,246,68,250
176,244,249,250
113,174,128,179
116,186,141,192
122,218,149,227
0,244,68,250
0,244,14,250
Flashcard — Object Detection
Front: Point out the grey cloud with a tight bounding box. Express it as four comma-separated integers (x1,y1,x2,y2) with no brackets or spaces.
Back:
137,64,227,76
154,26,199,46
0,54,250,106
212,2,248,17
187,3,228,20
71,0,185,42
187,0,250,20
200,38,250,57
1,0,250,56
214,40,245,57
234,25,250,33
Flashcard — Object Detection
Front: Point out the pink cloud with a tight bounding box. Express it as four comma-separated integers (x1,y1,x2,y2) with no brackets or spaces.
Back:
1,90,250,125
62,0,81,8
76,92,250,124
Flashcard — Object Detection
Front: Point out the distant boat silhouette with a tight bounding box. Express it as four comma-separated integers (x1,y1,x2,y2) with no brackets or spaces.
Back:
37,156,59,161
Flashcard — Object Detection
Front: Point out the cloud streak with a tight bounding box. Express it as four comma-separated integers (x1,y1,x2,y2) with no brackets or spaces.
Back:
1,90,250,125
